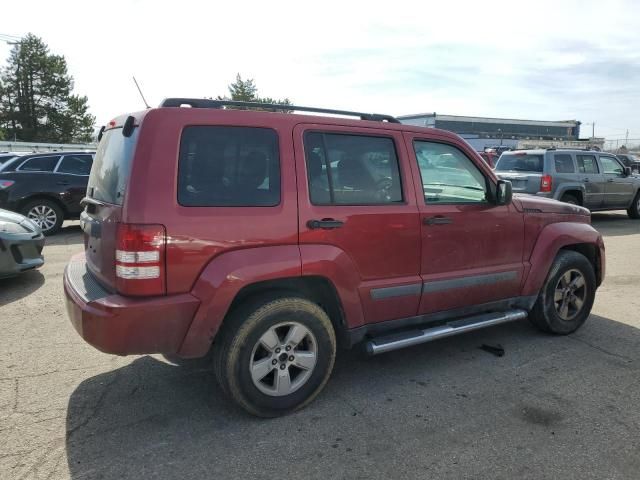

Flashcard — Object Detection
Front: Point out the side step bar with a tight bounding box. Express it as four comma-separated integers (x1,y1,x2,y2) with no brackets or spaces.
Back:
365,309,528,355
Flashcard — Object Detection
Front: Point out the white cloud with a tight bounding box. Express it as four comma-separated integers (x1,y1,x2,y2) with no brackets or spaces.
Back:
1,0,639,143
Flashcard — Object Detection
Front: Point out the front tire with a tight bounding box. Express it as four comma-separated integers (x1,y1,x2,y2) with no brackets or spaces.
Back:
529,250,596,334
627,191,640,219
214,295,336,417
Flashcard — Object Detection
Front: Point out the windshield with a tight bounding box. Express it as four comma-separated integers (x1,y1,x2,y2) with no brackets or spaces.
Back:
495,154,544,172
87,128,139,205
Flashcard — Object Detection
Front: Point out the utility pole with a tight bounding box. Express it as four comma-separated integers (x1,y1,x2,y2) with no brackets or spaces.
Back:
625,129,629,146
591,121,595,139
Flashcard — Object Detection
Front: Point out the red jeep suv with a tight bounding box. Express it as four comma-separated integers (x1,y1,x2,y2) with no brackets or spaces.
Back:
64,99,605,417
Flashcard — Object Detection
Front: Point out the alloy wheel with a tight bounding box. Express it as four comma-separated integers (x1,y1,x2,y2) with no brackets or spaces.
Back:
554,269,587,321
249,322,317,397
27,205,57,232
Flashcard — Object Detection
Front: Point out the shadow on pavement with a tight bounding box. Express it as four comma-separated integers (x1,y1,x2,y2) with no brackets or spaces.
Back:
591,212,640,237
66,314,640,479
0,269,45,307
46,223,83,247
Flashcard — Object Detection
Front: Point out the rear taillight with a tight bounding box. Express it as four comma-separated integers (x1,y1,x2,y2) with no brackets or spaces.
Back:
540,174,552,192
0,180,15,189
115,223,166,296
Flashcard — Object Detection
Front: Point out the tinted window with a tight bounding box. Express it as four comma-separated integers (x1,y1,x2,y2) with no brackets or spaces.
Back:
600,156,624,175
88,128,138,205
414,141,487,204
57,154,93,175
0,154,17,165
304,132,402,205
19,155,60,172
495,153,544,172
554,154,575,173
178,126,280,207
577,155,599,174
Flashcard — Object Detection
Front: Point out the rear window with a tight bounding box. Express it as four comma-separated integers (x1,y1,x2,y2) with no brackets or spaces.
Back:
57,154,93,175
554,154,575,173
88,128,138,205
495,154,544,172
178,126,280,207
577,155,599,174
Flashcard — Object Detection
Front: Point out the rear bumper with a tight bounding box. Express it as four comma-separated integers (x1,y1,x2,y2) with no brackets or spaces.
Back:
64,254,200,356
0,231,45,278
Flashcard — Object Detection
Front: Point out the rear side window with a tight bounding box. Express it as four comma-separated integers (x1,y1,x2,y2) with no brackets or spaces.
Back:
495,154,544,172
554,154,575,173
577,155,599,174
178,126,280,207
18,155,60,172
304,132,402,205
88,128,139,205
57,154,93,175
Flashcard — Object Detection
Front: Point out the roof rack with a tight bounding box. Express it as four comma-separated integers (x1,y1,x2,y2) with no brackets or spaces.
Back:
159,98,401,123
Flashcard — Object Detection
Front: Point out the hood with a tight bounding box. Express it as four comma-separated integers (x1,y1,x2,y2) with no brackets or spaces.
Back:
0,208,41,233
0,208,28,224
513,194,590,216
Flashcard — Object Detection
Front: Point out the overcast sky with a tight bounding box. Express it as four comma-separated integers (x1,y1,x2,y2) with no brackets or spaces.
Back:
1,0,639,145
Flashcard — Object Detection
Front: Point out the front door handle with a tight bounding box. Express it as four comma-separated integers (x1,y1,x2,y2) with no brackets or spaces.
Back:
56,181,70,185
606,178,615,183
424,216,453,226
307,219,344,229
583,178,590,183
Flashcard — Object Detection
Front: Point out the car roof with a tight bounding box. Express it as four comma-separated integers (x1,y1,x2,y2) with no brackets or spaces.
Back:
107,105,464,144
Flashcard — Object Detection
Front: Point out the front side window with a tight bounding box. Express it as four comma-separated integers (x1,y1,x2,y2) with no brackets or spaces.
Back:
600,156,624,175
57,154,93,175
18,155,61,172
178,126,280,207
577,155,599,174
304,132,402,205
413,141,487,204
554,154,575,173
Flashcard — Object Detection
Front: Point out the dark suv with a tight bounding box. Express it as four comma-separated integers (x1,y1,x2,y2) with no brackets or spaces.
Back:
64,99,605,417
0,151,95,234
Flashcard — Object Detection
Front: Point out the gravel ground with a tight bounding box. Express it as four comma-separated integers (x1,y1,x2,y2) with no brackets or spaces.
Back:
1,213,639,480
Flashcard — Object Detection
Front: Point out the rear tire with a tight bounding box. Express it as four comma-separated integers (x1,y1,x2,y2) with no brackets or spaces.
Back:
529,250,596,335
560,193,579,206
213,295,336,417
627,191,640,219
21,199,64,235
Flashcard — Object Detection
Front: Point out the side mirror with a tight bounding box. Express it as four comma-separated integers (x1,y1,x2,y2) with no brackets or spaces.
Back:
623,166,632,177
496,179,513,205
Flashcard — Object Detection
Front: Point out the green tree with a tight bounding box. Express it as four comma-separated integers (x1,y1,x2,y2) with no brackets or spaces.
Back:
218,73,292,112
0,33,95,143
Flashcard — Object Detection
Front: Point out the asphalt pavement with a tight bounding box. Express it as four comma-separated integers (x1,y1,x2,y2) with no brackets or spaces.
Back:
1,213,639,479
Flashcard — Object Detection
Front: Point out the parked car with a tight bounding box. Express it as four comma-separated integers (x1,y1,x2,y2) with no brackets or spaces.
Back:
0,208,44,278
494,149,640,219
616,153,640,174
64,99,605,417
0,151,95,235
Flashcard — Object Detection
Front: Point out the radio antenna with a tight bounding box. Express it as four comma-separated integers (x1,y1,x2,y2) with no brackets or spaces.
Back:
132,76,150,109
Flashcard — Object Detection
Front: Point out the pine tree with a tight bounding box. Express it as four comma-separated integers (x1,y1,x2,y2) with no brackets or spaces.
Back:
218,73,292,112
0,33,96,143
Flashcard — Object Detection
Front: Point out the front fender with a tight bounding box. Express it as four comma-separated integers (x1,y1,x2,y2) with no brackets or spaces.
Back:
522,222,604,296
178,245,302,357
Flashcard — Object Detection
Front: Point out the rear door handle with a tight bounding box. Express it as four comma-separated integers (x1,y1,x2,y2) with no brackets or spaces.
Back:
56,181,70,185
424,216,453,226
307,219,344,229
583,178,590,182
606,178,615,183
